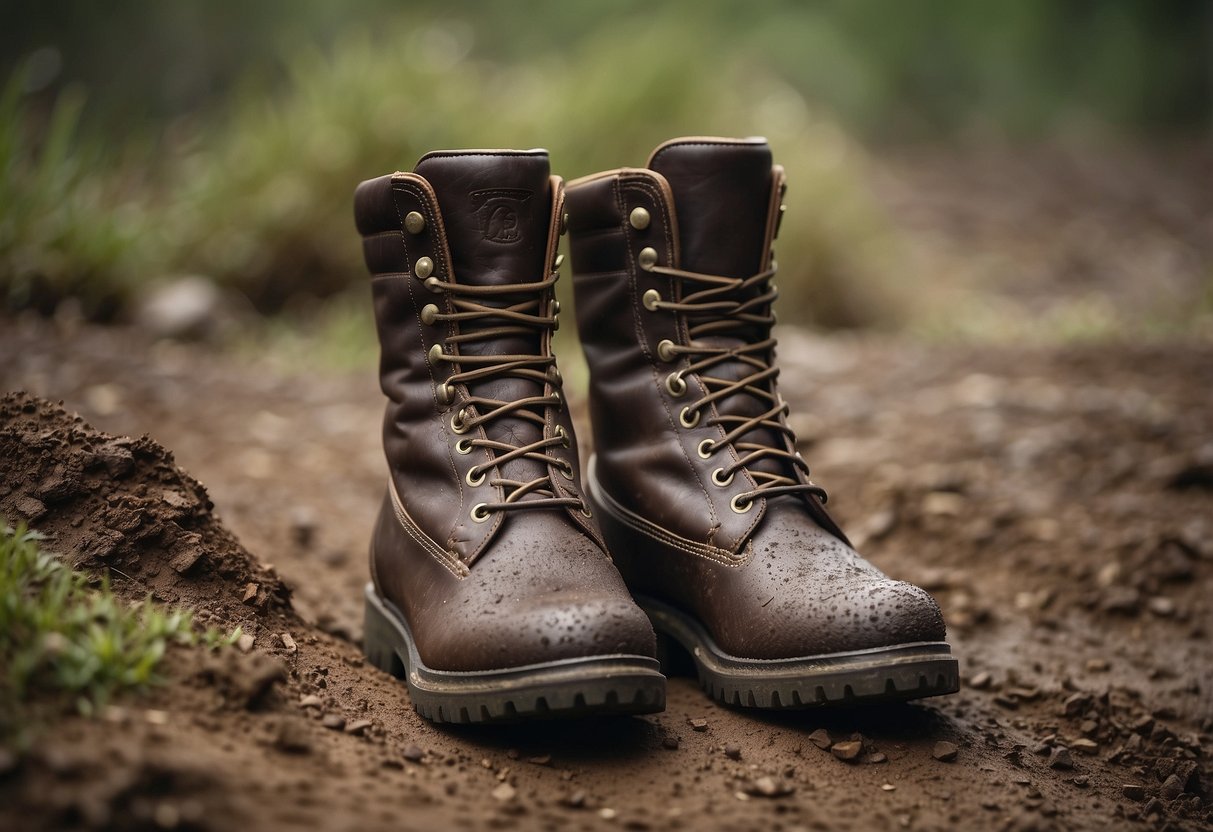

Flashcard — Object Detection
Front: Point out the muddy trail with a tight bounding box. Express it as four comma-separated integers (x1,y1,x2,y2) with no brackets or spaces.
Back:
1,318,1211,832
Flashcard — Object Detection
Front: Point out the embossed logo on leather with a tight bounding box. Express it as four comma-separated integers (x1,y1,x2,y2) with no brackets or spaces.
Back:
471,189,531,244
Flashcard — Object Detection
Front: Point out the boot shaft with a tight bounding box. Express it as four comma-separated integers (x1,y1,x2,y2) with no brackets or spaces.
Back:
355,150,596,565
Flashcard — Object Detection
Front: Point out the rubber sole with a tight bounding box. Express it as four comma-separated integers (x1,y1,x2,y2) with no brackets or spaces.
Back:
638,594,960,708
363,584,666,724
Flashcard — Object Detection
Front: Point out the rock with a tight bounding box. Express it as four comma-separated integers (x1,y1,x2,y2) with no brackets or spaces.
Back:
345,719,374,736
881,783,896,792
236,633,255,653
1147,596,1176,617
1070,739,1099,755
689,718,709,732
241,583,259,604
562,791,587,809
299,694,323,709
1159,774,1184,800
1062,692,1092,717
808,729,832,750
1048,748,1074,770
321,714,346,731
661,735,680,750
724,744,742,760
402,745,425,763
968,671,993,690
1100,587,1141,615
932,741,959,763
491,783,516,802
746,776,793,798
831,741,864,763
527,754,552,766
279,632,297,654
135,275,228,340
1085,658,1110,673
273,720,312,754
865,753,888,764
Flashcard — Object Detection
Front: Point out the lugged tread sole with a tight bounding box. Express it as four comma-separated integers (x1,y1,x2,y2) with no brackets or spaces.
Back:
639,594,959,709
363,584,666,724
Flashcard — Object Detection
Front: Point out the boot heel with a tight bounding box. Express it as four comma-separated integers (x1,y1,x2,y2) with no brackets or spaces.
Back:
363,585,406,678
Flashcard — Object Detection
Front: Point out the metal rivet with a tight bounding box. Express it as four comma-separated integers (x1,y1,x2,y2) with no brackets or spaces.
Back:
553,254,565,270
414,257,434,279
629,207,651,230
436,382,453,406
642,289,661,311
551,299,561,315
466,467,486,487
712,467,735,487
696,438,715,458
470,503,491,523
555,425,570,447
420,303,439,325
665,373,687,397
404,211,426,234
455,438,473,454
680,407,701,429
730,494,753,514
560,212,569,235
428,343,444,364
638,247,658,271
656,339,677,362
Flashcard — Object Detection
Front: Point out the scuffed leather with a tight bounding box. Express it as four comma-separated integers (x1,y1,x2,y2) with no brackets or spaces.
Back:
568,138,946,660
356,151,655,672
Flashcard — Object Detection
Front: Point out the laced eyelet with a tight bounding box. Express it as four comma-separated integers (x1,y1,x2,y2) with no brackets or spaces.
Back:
730,494,753,514
697,438,716,459
428,343,444,364
465,467,486,487
470,503,491,523
679,406,701,429
554,425,570,447
711,467,734,487
424,276,443,293
642,289,661,311
579,503,593,518
665,373,687,397
656,339,677,362
436,382,454,406
557,460,574,480
455,438,473,454
420,303,439,325
638,247,658,271
450,410,470,434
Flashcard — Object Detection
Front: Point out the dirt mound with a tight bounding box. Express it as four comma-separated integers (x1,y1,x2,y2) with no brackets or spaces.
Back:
0,392,290,631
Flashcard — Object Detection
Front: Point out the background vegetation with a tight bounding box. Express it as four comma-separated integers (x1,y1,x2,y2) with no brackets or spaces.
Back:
1,0,1209,335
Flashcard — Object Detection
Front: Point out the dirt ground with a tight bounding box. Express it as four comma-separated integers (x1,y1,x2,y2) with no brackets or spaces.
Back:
1,146,1211,831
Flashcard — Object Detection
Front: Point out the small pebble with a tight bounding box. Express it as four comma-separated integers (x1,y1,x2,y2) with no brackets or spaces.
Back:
968,671,992,690
345,719,374,736
831,741,864,763
491,783,516,802
402,745,425,763
724,744,742,760
808,729,832,750
1048,748,1074,770
320,714,345,731
932,741,959,763
689,718,709,732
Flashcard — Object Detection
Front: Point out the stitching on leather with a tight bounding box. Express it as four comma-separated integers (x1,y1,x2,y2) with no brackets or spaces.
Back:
589,463,750,568
387,477,468,579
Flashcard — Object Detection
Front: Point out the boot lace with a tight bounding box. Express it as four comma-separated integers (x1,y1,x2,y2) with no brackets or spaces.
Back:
644,262,826,512
425,272,587,519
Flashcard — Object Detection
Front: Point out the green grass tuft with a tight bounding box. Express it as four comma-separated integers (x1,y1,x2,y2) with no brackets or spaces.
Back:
0,521,239,739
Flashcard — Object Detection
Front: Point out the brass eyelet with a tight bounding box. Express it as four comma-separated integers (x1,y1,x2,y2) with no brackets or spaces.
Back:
557,460,574,480
730,494,753,514
455,438,473,455
450,410,470,434
554,425,570,448
680,406,701,429
424,276,443,293
551,299,562,316
553,254,565,270
656,339,677,362
436,382,454,406
421,303,439,325
643,289,661,311
560,212,569,236
466,467,486,487
413,257,434,279
579,504,593,519
427,343,444,364
665,373,687,397
696,438,716,459
470,503,491,523
404,211,426,235
712,467,735,487
638,247,658,271
629,207,651,230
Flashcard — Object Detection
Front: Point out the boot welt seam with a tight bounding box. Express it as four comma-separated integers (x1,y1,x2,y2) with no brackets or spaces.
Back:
387,477,469,578
586,458,749,568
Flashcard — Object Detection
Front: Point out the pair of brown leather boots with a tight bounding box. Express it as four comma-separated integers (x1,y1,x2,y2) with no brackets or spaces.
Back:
356,137,958,723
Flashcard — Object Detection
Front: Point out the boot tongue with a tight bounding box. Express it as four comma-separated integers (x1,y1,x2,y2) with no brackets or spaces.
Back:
649,139,789,481
648,139,772,278
415,150,555,496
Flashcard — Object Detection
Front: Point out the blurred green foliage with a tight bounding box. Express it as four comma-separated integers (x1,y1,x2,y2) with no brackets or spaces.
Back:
0,0,1208,327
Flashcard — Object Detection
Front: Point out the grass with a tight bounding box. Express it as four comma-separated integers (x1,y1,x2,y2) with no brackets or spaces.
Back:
0,521,239,742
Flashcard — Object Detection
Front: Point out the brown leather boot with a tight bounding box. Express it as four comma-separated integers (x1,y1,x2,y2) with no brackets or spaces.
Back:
355,149,664,723
565,137,958,708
